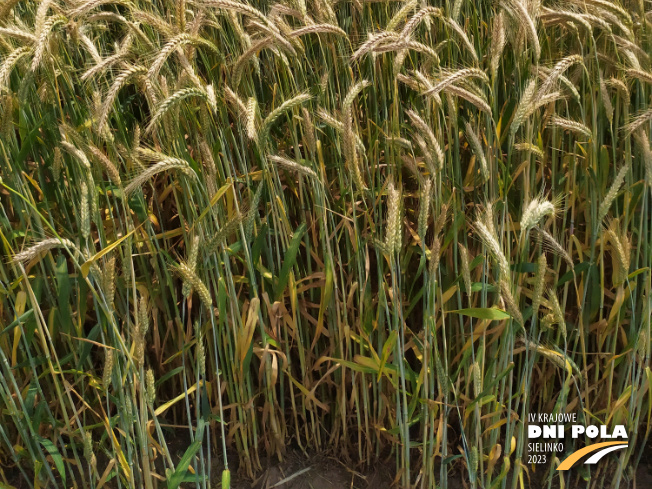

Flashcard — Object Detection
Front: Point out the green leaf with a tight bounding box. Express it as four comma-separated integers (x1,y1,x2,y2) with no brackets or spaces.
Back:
167,419,205,489
274,223,307,301
471,282,498,293
469,254,484,270
251,223,268,265
154,366,184,387
443,454,463,465
556,261,590,287
628,268,649,280
77,323,101,368
37,436,65,485
511,262,536,273
0,309,34,336
16,116,44,167
378,330,398,381
468,363,515,408
448,308,511,320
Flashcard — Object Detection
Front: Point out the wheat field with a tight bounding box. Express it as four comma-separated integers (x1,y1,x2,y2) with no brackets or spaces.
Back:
0,0,651,487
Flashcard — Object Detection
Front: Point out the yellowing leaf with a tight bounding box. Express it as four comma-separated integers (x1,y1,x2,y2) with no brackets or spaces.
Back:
81,221,147,278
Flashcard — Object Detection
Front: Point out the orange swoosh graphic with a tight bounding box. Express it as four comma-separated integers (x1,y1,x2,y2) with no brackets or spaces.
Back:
557,442,628,471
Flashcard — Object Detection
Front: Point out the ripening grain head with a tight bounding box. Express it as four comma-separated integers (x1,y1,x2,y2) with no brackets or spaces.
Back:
520,196,556,238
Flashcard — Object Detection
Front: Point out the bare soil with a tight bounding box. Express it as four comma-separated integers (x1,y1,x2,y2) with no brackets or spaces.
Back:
228,450,395,489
